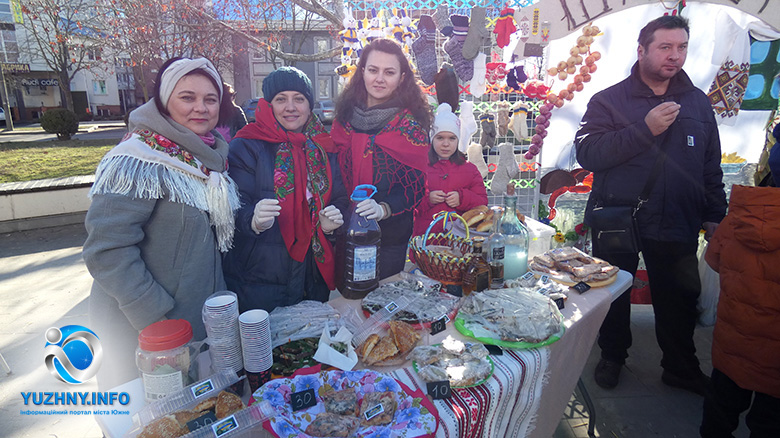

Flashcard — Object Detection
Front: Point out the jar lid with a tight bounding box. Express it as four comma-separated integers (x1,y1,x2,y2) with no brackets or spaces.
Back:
138,319,193,351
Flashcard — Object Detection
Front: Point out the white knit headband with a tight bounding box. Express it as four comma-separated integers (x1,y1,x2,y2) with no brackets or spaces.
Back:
159,58,222,108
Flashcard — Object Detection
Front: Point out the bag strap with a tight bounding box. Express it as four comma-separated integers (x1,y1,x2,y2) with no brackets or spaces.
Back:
636,135,670,212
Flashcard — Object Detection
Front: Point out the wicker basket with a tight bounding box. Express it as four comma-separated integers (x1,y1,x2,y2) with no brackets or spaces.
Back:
409,212,474,285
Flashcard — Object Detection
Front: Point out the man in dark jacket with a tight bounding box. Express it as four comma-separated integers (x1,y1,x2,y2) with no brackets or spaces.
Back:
575,15,726,394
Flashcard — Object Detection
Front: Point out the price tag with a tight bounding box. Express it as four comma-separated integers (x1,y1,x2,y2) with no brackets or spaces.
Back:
427,381,452,400
186,411,217,433
554,297,565,310
485,344,503,355
363,403,385,421
290,388,317,412
572,281,591,294
521,271,535,281
430,317,446,336
385,301,399,313
191,379,215,398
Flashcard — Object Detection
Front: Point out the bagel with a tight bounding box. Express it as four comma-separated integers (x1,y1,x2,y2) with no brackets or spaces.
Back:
462,205,490,226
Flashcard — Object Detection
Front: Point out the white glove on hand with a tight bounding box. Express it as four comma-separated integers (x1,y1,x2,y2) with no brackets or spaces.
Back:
251,198,281,233
356,199,386,220
319,205,344,234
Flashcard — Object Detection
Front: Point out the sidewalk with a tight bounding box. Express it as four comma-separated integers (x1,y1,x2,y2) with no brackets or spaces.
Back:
0,224,744,438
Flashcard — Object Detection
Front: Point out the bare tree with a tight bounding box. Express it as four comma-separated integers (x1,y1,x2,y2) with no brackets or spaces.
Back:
17,0,110,111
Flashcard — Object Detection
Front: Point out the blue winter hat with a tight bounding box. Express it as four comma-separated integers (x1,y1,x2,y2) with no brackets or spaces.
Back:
262,66,314,109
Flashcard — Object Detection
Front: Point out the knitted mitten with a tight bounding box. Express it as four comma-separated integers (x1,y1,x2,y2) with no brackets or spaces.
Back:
497,101,510,137
443,14,473,82
467,142,489,178
485,62,507,85
493,6,516,48
479,113,497,150
434,63,460,112
462,6,488,60
433,5,453,37
459,101,478,153
412,15,438,86
506,65,528,92
490,142,520,195
509,101,529,142
470,53,487,98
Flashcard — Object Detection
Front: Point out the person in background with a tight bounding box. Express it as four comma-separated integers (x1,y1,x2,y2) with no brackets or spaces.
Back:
223,67,348,313
331,38,431,279
699,136,780,437
575,15,726,393
216,82,247,142
83,57,240,390
413,103,487,236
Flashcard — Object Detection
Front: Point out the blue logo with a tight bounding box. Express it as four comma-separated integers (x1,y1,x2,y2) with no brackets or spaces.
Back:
43,325,103,385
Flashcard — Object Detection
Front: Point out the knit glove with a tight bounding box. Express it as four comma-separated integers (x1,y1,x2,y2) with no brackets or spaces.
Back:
462,6,488,60
444,14,473,82
251,198,281,233
319,205,344,234
356,199,386,220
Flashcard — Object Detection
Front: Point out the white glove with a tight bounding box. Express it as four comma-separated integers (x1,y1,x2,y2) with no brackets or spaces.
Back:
251,198,281,233
319,205,344,234
356,199,386,220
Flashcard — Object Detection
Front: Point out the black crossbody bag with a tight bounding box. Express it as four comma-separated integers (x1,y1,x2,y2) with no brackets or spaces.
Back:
589,147,667,254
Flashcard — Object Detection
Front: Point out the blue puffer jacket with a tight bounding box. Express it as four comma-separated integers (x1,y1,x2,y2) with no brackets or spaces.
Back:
222,137,348,313
575,63,727,242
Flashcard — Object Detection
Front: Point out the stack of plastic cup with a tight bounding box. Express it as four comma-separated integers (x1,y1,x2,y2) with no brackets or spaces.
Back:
202,291,243,373
239,309,274,393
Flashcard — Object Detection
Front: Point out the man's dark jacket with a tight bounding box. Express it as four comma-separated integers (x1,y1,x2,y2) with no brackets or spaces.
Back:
575,63,727,242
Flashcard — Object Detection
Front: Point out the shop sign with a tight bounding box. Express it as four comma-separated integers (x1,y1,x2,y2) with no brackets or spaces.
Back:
1,63,30,73
21,78,59,87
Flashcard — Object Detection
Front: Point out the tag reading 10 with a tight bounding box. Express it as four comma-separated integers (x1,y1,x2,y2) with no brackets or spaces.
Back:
426,380,451,399
430,317,446,336
290,388,317,411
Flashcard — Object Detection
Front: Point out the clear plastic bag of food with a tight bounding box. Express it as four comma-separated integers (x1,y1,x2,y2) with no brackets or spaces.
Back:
270,301,342,348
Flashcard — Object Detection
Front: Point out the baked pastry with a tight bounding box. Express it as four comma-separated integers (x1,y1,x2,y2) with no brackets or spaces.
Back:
138,415,187,438
462,205,489,226
388,321,420,355
322,388,358,417
358,334,380,360
359,391,397,426
192,396,217,413
215,390,244,419
363,335,399,365
304,412,361,437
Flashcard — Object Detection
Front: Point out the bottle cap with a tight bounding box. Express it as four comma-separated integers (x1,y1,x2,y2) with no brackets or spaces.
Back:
351,184,377,202
138,319,193,351
506,183,515,196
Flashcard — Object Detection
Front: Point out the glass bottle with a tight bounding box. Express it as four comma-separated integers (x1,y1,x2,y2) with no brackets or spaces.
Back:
340,184,381,299
500,184,529,280
462,238,491,295
486,207,505,289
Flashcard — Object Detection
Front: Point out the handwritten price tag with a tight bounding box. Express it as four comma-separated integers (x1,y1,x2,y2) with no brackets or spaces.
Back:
186,411,217,433
427,381,452,400
430,317,447,336
290,388,317,411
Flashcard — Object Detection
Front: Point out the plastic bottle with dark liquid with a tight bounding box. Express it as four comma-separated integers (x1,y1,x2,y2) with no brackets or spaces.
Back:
340,184,382,299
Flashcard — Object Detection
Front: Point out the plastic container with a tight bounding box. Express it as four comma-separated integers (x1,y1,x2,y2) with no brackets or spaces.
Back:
525,217,555,259
137,319,193,403
340,184,381,299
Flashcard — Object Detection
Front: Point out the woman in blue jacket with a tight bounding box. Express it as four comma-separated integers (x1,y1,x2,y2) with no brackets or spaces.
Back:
223,67,348,312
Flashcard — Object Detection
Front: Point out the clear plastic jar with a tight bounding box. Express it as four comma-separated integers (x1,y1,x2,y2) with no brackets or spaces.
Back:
136,319,193,403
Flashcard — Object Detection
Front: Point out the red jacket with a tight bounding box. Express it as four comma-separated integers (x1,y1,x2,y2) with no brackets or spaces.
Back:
705,184,780,398
413,159,488,236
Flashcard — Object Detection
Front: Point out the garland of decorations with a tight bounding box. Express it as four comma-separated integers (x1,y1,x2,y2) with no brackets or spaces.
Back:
524,24,602,160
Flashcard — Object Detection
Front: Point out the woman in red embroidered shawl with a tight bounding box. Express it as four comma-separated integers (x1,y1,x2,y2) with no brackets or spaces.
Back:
332,38,432,279
223,67,348,313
